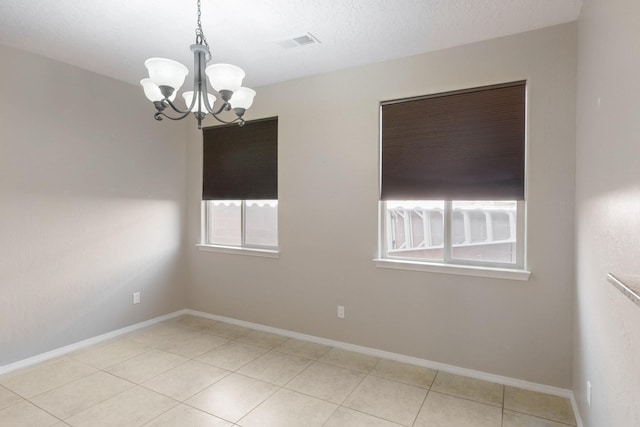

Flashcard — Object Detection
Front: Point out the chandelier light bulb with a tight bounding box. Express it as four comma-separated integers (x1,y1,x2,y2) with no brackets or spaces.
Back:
205,63,245,93
229,87,256,110
144,58,189,92
140,79,177,102
182,91,217,114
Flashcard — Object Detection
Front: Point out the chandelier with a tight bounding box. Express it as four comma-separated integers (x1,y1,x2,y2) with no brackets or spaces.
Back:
140,0,255,128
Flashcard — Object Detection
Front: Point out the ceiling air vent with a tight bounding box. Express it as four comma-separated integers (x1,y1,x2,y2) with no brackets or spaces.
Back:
277,32,321,49
293,34,316,45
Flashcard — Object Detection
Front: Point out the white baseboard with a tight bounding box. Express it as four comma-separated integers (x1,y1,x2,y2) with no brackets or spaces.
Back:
0,307,583,426
185,309,575,400
570,393,585,427
0,309,188,376
193,309,584,424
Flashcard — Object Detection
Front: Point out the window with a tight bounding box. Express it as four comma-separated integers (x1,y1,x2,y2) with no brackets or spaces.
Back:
379,82,526,270
203,200,278,249
383,200,521,267
201,117,278,251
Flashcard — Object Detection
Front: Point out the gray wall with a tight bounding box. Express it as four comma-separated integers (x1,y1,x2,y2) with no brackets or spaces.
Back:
186,23,577,388
0,45,188,366
574,0,640,425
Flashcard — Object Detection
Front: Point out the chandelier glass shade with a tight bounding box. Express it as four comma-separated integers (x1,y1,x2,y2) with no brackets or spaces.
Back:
140,0,255,128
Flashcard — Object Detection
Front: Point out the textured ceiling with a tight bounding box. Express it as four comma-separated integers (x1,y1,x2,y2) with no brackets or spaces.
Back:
0,0,583,89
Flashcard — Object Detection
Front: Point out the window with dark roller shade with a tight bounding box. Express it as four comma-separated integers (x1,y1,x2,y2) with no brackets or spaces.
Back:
203,117,278,200
201,117,279,251
380,81,526,201
377,82,528,273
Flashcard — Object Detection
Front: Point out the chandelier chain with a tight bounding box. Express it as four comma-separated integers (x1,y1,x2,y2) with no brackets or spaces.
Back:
196,0,211,59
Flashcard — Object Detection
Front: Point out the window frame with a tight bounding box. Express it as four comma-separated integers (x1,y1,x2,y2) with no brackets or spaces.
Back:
376,81,529,279
199,117,279,257
378,200,526,271
199,200,279,256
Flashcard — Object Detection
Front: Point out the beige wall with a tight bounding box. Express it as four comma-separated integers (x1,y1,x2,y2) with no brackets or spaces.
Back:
0,45,188,366
186,23,577,388
574,0,640,425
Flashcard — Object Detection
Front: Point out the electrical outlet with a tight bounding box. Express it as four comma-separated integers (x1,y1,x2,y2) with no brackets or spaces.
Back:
587,381,592,407
133,292,141,305
337,305,345,319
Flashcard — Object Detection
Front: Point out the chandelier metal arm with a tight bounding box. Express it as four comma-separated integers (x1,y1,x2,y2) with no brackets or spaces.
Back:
154,110,190,122
209,111,244,125
161,98,192,116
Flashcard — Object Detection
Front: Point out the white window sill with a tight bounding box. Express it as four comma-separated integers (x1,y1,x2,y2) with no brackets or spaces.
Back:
373,258,530,281
197,244,280,258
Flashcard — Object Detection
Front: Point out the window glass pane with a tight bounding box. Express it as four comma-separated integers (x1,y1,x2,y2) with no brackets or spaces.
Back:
469,211,487,243
388,208,407,250
385,201,445,261
207,200,241,246
491,212,512,241
451,201,517,264
452,210,465,245
245,200,278,247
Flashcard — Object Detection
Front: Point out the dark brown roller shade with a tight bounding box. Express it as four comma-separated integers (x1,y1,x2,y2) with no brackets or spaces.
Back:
202,117,278,200
381,81,526,201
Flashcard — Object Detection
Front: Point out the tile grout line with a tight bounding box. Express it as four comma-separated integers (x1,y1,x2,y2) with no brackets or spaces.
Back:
426,389,504,408
1,398,66,425
409,387,431,427
24,323,220,425
331,357,415,426
503,407,578,426
157,327,266,426
409,370,439,427
135,320,257,424
1,357,107,424
136,398,181,427
320,404,341,427
30,370,139,422
232,379,281,426
330,353,378,408
501,383,506,427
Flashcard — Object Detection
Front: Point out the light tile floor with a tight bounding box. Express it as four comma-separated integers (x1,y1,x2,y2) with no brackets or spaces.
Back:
0,315,577,426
